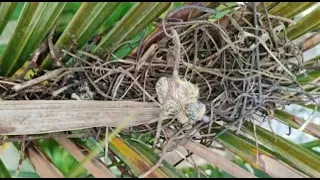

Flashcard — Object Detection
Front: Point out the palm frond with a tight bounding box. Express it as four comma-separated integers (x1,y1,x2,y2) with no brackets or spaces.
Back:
0,2,320,178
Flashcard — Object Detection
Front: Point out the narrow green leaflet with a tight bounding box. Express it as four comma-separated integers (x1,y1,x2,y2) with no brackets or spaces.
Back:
0,2,39,76
217,129,304,178
0,2,17,35
257,2,279,12
35,139,88,177
8,171,39,178
299,104,320,114
9,2,24,21
0,158,11,178
98,2,135,34
268,2,315,19
55,2,82,33
296,70,320,83
274,109,320,138
286,7,320,40
0,2,66,76
93,2,170,58
0,45,5,56
301,140,320,149
242,121,320,177
126,137,186,178
300,140,320,157
41,2,121,68
109,136,171,178
181,164,234,178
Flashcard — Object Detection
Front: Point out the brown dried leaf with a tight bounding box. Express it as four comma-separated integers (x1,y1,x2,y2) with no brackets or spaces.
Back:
55,137,115,178
0,100,160,135
26,142,64,178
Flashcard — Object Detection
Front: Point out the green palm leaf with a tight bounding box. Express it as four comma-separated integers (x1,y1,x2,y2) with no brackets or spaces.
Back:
0,158,11,178
0,2,66,76
0,2,17,35
242,121,320,177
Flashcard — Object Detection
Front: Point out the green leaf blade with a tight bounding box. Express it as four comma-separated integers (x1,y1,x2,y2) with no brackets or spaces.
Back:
242,121,320,177
0,158,11,178
0,2,40,76
94,2,170,58
41,2,122,69
0,2,66,76
0,2,18,35
286,7,320,40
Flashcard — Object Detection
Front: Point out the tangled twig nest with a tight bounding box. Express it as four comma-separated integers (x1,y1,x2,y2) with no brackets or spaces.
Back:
155,29,206,126
0,4,319,170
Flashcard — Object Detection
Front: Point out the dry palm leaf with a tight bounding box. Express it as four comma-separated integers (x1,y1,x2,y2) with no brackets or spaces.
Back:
0,100,160,135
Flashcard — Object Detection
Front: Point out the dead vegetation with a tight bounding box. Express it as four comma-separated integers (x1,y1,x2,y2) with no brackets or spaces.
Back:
0,3,319,178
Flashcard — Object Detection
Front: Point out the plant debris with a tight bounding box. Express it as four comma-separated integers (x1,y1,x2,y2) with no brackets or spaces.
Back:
0,3,319,177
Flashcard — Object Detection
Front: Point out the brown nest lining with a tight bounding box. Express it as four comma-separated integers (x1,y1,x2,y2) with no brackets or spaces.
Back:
0,5,318,153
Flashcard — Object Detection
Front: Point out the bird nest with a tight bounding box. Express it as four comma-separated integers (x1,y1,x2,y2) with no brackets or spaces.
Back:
0,4,318,160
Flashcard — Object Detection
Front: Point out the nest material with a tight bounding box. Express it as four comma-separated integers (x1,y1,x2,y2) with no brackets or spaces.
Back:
0,5,318,148
155,29,206,125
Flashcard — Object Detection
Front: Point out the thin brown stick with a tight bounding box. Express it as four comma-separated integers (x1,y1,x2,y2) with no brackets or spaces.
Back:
13,69,65,91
